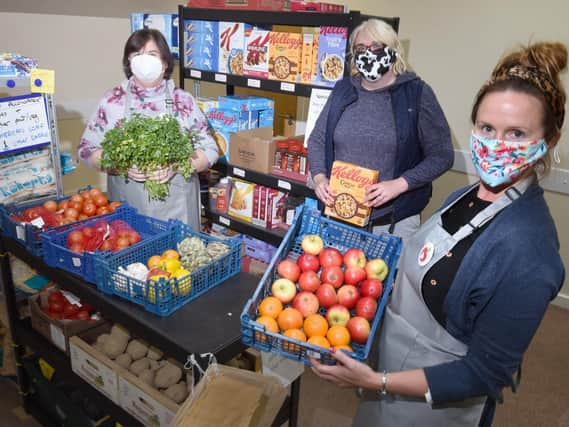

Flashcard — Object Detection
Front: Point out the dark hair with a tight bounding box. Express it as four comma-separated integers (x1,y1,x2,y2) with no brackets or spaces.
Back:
471,42,567,141
122,29,174,80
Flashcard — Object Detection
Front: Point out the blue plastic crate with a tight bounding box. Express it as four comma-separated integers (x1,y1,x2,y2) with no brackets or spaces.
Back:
41,207,177,283
94,223,242,316
0,186,103,257
240,204,402,366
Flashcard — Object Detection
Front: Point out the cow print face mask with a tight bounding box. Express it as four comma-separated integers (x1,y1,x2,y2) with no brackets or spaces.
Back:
355,47,397,82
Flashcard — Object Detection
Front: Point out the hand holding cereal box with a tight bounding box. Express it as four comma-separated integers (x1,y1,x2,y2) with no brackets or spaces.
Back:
324,160,379,227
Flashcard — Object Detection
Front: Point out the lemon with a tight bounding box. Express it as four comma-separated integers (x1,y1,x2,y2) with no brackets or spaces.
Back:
146,276,168,303
161,259,182,274
171,269,191,296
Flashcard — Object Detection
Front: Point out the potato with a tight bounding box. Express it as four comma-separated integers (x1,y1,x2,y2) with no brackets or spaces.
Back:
110,324,131,341
130,358,150,376
147,345,163,361
126,339,148,361
163,381,188,403
103,335,128,359
93,341,106,353
115,353,132,369
149,359,162,371
139,369,155,387
154,361,182,389
96,333,109,346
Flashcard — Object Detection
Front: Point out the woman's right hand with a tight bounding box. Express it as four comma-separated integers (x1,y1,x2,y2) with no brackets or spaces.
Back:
127,166,148,182
313,174,334,206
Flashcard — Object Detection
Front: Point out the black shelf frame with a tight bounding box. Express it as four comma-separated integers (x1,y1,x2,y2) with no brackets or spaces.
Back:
15,319,144,427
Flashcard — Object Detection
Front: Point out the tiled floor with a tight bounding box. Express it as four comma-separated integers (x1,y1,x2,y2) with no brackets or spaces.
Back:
0,377,40,427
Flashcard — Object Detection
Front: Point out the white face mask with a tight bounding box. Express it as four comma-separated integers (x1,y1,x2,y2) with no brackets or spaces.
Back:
130,54,163,84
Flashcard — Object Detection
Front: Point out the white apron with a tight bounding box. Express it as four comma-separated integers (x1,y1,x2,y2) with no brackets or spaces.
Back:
107,81,202,230
354,176,533,427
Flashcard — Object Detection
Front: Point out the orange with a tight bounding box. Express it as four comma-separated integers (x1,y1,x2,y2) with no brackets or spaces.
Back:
258,296,283,319
283,328,307,353
162,249,180,260
327,325,351,347
147,255,162,269
334,344,353,353
277,307,303,332
303,314,329,338
255,315,279,333
307,335,331,349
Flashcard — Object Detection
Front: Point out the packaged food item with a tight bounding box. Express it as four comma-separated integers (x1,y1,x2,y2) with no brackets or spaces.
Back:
131,14,180,58
268,32,302,82
299,33,315,84
218,22,247,75
228,179,256,222
324,160,379,227
315,26,348,87
243,28,271,78
215,178,231,214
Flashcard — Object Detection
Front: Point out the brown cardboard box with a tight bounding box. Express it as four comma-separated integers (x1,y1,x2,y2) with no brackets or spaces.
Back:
229,127,277,174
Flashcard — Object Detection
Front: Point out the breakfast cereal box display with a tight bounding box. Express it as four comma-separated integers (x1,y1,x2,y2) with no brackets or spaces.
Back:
218,22,247,75
268,32,302,82
315,26,348,87
324,160,379,227
299,33,315,84
205,109,247,162
228,179,256,223
243,28,271,79
184,20,219,71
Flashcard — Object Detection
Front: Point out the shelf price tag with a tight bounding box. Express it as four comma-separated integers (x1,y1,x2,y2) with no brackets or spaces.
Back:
214,73,227,83
232,167,245,178
280,82,295,93
277,180,292,191
247,79,261,88
190,69,202,79
219,216,231,226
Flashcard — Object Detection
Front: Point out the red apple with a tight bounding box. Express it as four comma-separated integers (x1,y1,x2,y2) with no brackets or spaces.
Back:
343,248,367,269
344,266,366,285
292,292,320,317
326,304,351,327
297,253,320,272
271,278,297,304
277,258,301,282
319,247,343,268
316,283,337,308
301,234,324,255
337,284,360,309
355,297,378,321
365,258,389,281
360,278,383,299
320,266,344,289
298,270,321,292
347,316,371,344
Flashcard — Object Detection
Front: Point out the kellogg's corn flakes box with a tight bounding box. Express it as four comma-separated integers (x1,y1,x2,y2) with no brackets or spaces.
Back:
324,160,379,227
268,32,302,82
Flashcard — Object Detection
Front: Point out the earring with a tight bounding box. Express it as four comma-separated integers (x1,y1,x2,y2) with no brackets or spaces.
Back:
553,146,561,164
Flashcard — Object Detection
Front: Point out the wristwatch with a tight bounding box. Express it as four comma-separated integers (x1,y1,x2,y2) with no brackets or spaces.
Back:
378,371,388,395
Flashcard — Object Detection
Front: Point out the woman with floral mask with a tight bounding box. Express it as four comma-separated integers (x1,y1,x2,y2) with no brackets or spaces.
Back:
78,29,218,229
310,41,566,427
307,19,454,240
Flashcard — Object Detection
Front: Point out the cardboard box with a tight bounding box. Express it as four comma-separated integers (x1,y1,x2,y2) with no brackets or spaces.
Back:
187,0,289,11
29,294,105,355
69,324,121,404
228,178,256,223
229,127,277,174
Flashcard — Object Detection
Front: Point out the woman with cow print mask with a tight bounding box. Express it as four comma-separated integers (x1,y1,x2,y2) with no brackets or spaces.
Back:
307,19,454,241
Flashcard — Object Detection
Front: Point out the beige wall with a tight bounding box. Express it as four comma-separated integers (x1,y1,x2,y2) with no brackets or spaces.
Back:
1,1,568,302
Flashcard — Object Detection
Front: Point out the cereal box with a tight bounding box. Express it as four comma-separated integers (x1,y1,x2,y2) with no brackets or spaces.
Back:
206,109,247,163
228,179,256,223
243,28,271,78
324,160,379,227
299,33,314,84
268,32,302,82
315,26,348,87
184,20,219,71
131,13,179,58
310,32,320,83
218,22,247,75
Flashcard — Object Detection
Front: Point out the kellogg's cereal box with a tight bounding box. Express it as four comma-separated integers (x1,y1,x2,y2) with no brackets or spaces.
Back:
268,32,302,82
218,22,247,75
315,26,348,87
206,109,247,163
243,28,271,78
299,33,315,84
324,160,379,227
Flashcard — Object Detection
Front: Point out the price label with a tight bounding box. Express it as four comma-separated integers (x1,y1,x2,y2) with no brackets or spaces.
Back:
219,216,230,226
280,82,295,92
233,167,245,178
16,225,25,240
247,79,261,88
214,73,227,83
72,257,82,267
190,69,202,79
277,180,291,191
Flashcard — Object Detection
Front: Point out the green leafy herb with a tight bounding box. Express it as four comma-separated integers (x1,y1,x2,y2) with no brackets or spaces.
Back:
100,113,198,200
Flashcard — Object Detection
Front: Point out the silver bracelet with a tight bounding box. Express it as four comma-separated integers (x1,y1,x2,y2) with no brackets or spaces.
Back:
379,371,388,395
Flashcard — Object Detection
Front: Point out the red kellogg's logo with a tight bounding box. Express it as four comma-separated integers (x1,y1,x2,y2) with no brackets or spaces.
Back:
331,165,375,188
220,23,240,50
208,110,236,126
270,32,301,50
320,26,348,39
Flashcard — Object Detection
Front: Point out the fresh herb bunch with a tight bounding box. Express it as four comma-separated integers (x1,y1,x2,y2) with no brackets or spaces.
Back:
100,113,198,200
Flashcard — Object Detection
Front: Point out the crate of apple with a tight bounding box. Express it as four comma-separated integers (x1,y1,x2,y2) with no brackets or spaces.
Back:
255,233,390,357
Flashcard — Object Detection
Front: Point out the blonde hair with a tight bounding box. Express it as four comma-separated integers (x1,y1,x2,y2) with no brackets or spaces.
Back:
348,19,406,76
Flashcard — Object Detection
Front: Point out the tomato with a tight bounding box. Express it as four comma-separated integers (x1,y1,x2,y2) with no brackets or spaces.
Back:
83,202,97,216
67,230,85,246
64,207,79,220
78,213,89,220
70,194,84,204
96,206,110,216
69,243,85,254
109,201,122,212
58,200,70,211
127,230,142,245
23,207,42,222
49,301,64,313
80,303,93,314
63,303,80,318
76,310,90,321
99,240,113,252
81,226,95,239
43,200,58,212
47,290,64,305
115,237,130,251
69,200,83,211
60,218,73,225
93,194,108,207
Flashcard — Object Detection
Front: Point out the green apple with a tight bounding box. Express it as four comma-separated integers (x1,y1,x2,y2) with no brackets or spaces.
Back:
365,258,389,282
301,234,324,255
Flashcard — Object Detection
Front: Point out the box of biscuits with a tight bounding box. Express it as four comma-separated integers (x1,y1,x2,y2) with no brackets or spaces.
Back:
324,160,379,227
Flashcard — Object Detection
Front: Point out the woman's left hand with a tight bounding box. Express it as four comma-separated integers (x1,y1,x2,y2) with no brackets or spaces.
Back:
147,165,176,184
310,349,380,389
364,177,409,207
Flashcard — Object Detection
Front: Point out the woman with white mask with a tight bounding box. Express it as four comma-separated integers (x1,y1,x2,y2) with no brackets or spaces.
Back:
79,29,218,230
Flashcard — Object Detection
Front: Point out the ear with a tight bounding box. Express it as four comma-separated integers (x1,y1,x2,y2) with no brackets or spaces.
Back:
547,131,561,148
